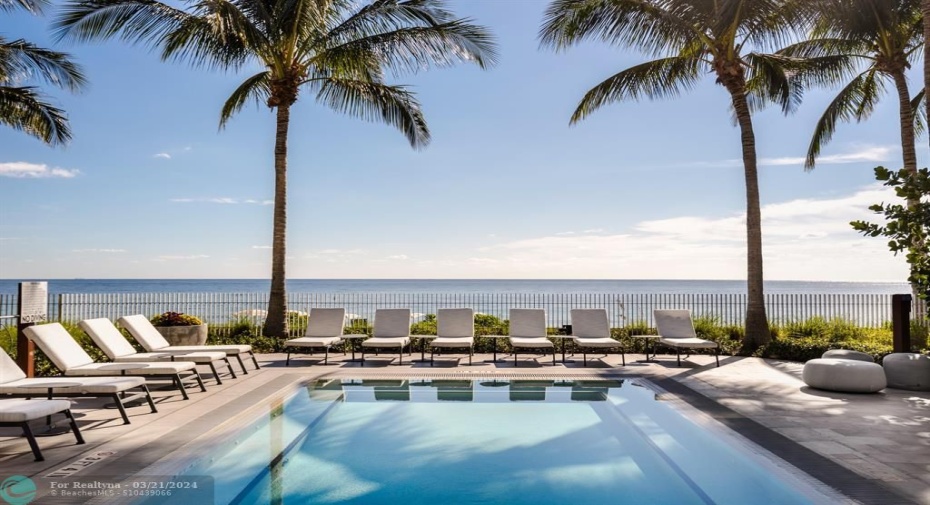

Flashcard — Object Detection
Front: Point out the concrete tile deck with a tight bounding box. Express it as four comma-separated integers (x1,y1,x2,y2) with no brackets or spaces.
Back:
1,351,928,504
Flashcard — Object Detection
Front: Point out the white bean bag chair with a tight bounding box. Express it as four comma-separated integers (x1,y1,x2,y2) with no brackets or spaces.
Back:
802,358,886,393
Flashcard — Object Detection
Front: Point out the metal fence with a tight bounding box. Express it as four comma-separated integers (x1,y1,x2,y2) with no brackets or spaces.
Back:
0,291,925,337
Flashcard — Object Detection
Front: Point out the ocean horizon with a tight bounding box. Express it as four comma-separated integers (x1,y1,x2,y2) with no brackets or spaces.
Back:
0,278,912,296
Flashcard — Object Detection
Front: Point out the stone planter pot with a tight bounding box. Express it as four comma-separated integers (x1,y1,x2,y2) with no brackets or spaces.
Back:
154,324,209,346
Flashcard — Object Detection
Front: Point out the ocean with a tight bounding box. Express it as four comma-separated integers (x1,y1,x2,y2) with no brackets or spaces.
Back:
0,278,911,295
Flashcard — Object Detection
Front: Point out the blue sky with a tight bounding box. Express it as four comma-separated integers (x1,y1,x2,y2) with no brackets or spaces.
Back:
0,0,924,281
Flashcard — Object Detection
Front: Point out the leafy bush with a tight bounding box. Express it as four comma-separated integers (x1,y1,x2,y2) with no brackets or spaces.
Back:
150,311,203,326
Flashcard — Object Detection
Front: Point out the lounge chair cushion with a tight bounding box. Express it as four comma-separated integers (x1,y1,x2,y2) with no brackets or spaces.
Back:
0,399,72,423
361,337,410,348
430,337,474,348
285,336,342,348
305,308,346,337
112,351,226,364
572,337,620,348
117,315,174,351
152,344,251,354
658,337,718,349
0,351,27,384
510,337,553,348
570,309,611,338
372,309,411,338
437,309,474,338
509,309,546,338
0,376,145,395
24,323,96,371
79,318,140,359
64,362,196,376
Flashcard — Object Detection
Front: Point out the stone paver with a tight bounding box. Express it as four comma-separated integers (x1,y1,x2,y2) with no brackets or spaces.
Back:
0,352,928,504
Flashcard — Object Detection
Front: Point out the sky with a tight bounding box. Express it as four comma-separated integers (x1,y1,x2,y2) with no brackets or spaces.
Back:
0,0,925,282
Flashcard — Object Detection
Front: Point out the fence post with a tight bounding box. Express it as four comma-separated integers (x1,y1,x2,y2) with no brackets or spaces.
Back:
892,294,912,352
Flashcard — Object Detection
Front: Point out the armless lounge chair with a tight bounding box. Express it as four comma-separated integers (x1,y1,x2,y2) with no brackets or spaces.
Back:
79,318,235,384
0,351,156,425
653,309,719,367
428,308,475,366
118,314,260,374
0,399,84,461
24,323,207,400
360,309,412,366
569,309,625,366
283,308,347,366
508,309,555,366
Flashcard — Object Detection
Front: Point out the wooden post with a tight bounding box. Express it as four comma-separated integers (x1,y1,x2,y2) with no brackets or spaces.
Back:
892,294,912,353
15,281,48,378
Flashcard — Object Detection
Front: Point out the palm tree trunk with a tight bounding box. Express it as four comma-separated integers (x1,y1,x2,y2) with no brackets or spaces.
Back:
891,70,917,176
262,104,291,337
729,86,770,350
892,68,925,318
924,0,930,153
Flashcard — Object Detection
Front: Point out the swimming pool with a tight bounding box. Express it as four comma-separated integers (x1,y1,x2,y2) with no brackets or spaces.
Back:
169,378,839,504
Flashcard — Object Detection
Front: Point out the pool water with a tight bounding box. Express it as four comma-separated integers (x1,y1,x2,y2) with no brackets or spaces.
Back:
179,379,834,505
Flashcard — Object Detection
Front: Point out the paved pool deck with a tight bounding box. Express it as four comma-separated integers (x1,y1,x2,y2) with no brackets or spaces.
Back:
1,351,928,504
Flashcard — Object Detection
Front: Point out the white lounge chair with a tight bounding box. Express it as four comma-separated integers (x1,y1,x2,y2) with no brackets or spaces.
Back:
653,309,720,367
0,398,84,461
428,308,475,366
80,318,236,384
24,323,207,400
569,309,625,366
118,314,260,374
0,351,156,424
508,309,555,366
360,309,412,366
284,308,347,366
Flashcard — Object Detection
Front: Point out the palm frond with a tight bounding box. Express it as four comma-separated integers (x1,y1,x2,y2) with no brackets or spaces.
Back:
539,0,700,58
0,0,48,13
53,0,191,46
806,69,884,170
0,38,87,92
160,0,264,70
784,54,859,89
219,70,270,128
0,85,71,144
744,52,803,115
314,77,429,149
911,88,926,138
317,19,497,77
570,56,702,124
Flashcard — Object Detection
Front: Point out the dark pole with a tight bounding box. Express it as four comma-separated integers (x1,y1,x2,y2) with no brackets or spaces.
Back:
16,283,36,377
891,294,912,353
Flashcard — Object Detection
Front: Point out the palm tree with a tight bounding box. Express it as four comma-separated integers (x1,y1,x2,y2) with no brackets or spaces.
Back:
1,0,85,145
782,0,922,173
539,0,808,350
55,0,496,337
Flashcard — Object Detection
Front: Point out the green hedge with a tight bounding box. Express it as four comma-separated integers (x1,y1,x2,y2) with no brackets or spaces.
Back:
1,314,926,375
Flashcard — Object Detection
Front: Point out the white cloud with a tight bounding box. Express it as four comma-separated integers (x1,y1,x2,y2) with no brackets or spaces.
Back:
171,197,271,205
154,153,171,160
72,248,127,253
582,229,604,234
251,245,272,250
155,254,209,261
386,254,409,260
680,144,894,169
0,162,80,179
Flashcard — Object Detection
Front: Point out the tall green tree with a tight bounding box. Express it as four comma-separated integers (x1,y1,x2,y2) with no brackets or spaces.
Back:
55,0,496,336
539,0,806,349
1,0,85,145
781,0,922,173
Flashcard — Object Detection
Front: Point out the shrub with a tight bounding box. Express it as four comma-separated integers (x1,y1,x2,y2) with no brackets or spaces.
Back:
150,311,203,326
